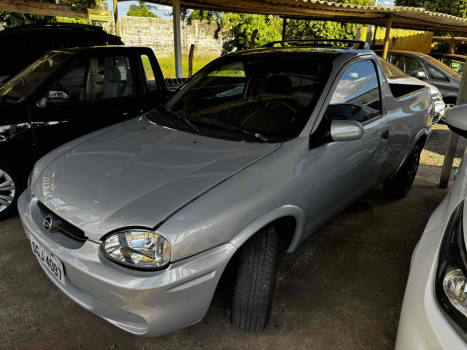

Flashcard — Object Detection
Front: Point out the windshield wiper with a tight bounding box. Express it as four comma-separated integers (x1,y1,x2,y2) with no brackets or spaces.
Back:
158,105,199,132
190,116,270,142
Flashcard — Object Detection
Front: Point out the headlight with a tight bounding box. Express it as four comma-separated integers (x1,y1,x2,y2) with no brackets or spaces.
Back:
435,201,467,339
27,169,33,195
101,229,171,270
438,92,443,100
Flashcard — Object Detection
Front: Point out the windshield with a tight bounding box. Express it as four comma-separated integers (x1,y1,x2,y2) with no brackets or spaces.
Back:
424,55,460,78
0,52,71,103
378,57,408,79
155,56,332,142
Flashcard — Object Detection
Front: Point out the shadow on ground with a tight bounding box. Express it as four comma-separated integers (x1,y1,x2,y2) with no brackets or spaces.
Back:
0,177,449,350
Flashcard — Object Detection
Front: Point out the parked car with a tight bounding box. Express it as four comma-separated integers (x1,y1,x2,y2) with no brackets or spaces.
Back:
19,40,434,337
0,46,169,220
0,23,124,84
375,50,461,109
395,105,467,349
378,57,446,122
429,53,466,74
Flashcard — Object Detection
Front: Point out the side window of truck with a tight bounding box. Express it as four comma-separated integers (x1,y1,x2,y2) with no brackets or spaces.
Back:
327,60,381,123
140,55,158,92
54,56,134,102
427,65,448,81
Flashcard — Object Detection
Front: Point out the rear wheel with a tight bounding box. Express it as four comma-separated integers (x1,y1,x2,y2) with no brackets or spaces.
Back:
230,224,278,331
384,146,420,199
0,162,20,221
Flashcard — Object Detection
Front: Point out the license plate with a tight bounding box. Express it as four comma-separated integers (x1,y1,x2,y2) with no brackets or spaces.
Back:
30,235,66,286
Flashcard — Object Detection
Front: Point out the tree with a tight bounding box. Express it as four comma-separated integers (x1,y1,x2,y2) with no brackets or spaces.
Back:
394,0,467,18
219,0,372,54
127,2,160,18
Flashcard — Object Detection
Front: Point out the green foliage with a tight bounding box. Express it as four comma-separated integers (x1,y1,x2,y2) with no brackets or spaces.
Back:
394,0,467,18
220,14,283,54
127,2,159,18
219,0,372,54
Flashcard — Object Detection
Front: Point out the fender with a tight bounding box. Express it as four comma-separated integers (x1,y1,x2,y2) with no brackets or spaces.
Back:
389,127,428,180
230,204,306,253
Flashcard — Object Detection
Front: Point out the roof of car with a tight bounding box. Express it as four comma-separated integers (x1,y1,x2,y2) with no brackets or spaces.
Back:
0,23,108,34
51,46,142,54
229,46,373,59
430,53,466,59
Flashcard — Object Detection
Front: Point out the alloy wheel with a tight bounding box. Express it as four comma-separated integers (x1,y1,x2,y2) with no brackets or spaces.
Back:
0,169,16,213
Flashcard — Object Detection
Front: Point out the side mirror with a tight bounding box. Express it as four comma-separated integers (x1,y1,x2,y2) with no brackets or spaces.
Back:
330,120,364,142
445,105,467,138
416,71,427,79
36,97,48,108
47,87,71,102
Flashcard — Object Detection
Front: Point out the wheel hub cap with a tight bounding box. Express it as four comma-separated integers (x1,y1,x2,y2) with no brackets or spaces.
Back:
0,169,15,212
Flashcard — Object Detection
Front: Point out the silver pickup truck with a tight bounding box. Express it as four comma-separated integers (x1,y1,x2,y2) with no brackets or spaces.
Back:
19,39,433,337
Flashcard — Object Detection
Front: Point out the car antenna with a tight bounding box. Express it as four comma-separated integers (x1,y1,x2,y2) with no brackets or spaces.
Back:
406,42,422,54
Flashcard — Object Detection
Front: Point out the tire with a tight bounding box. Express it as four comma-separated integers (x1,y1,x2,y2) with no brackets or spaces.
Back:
0,161,21,221
230,224,278,331
384,145,421,199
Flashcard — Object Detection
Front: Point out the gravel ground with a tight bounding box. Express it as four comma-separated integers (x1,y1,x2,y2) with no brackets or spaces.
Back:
420,123,467,168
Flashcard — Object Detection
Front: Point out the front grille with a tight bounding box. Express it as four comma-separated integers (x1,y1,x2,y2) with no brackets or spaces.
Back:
37,201,88,242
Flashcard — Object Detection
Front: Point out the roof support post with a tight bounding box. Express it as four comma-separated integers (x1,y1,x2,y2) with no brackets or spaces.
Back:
372,26,378,49
282,17,287,41
439,56,467,188
113,0,120,37
449,33,456,54
382,15,393,60
173,0,183,79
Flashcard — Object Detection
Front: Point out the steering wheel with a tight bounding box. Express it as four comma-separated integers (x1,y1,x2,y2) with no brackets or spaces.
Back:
265,100,302,120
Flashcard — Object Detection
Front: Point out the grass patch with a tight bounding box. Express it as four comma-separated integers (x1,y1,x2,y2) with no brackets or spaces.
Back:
141,55,218,79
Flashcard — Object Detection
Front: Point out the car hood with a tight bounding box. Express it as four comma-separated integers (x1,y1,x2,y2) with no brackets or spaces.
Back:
388,77,439,96
32,117,280,241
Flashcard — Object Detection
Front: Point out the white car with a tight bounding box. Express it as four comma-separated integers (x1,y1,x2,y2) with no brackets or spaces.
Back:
379,57,446,123
395,105,467,349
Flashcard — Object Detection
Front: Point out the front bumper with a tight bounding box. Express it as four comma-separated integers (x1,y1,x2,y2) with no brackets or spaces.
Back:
395,214,467,348
18,191,236,337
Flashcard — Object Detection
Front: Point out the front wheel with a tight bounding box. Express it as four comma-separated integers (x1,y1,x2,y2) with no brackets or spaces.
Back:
230,224,278,331
0,161,20,221
384,146,420,199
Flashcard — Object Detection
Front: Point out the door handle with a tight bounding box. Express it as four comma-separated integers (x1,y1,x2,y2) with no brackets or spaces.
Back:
381,130,390,143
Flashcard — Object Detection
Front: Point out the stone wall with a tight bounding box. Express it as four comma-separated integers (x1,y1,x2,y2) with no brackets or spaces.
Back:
120,16,223,58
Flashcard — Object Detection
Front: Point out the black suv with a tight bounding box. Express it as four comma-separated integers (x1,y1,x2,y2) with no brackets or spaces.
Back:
0,23,123,83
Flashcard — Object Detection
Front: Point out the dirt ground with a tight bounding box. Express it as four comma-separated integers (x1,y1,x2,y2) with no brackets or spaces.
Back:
0,166,453,350
421,123,467,168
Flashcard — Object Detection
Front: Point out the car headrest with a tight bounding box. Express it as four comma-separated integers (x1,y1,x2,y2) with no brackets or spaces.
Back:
104,67,121,82
265,75,292,95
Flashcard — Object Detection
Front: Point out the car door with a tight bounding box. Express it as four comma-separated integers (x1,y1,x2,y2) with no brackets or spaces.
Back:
307,59,392,232
30,53,146,156
137,50,169,111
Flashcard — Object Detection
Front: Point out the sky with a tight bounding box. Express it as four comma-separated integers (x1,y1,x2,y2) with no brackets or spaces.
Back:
107,0,396,20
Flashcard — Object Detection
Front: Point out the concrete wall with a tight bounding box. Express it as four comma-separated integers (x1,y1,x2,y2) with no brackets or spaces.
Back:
120,16,223,58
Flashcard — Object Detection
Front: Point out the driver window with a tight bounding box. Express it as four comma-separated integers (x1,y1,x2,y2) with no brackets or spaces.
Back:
57,59,88,101
327,60,381,123
53,56,134,102
403,57,423,77
427,65,449,81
